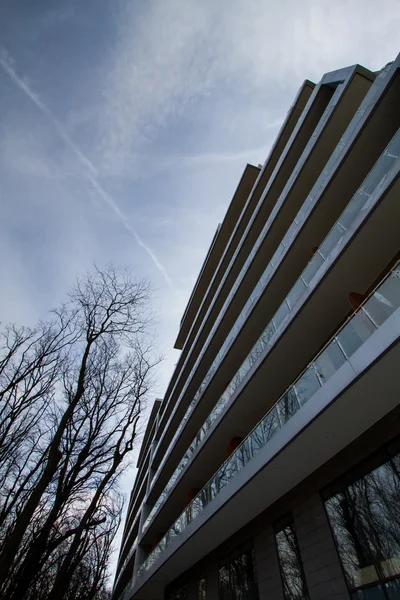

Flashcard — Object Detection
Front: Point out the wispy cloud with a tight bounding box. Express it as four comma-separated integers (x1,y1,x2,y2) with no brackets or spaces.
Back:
0,48,175,291
97,0,400,177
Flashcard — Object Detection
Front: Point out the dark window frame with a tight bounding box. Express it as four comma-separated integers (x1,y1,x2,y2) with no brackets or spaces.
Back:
218,542,259,600
274,514,309,600
322,436,400,599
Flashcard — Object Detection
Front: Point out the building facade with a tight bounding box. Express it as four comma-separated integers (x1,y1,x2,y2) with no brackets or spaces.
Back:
113,55,400,600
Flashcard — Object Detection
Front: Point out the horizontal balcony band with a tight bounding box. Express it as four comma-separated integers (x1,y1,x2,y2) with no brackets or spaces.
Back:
163,81,317,408
151,65,378,482
141,128,400,535
133,262,400,596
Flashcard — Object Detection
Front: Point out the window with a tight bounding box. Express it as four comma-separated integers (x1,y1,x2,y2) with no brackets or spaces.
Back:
218,546,259,600
168,586,187,600
325,449,400,599
197,577,206,600
275,517,309,600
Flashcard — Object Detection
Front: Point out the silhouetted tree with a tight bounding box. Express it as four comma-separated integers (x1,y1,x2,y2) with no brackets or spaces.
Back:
0,265,159,600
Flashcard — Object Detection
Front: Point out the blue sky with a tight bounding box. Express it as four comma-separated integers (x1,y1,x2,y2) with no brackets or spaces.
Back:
1,0,399,572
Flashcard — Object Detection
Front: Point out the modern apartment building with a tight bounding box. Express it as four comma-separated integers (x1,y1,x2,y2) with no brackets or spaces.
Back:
113,54,400,600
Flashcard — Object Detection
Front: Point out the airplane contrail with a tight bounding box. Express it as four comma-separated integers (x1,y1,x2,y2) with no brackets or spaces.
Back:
0,48,174,291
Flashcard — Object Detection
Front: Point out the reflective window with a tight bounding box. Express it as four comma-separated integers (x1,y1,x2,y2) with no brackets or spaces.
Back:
168,586,187,600
325,451,400,599
275,519,309,600
218,547,259,600
198,577,206,600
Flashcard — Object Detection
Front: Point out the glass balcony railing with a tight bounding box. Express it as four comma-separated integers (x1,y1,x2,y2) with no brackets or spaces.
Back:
142,128,400,534
137,262,400,581
115,534,138,589
155,83,351,462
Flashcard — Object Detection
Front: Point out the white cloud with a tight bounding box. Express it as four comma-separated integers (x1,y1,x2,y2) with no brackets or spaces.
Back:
0,47,175,291
97,0,400,176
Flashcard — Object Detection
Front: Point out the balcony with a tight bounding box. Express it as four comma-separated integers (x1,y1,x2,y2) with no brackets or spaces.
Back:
151,65,377,484
131,261,400,599
140,127,400,540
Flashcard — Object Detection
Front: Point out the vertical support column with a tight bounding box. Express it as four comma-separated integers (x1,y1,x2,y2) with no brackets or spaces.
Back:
293,494,349,600
253,525,283,600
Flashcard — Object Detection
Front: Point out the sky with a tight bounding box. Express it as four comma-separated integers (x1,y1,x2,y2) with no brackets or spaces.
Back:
1,0,399,578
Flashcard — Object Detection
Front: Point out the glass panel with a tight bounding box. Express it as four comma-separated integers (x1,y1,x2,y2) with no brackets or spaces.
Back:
351,587,387,600
348,459,400,581
362,152,397,196
384,577,400,599
337,312,376,359
271,242,285,266
198,578,207,600
319,223,346,260
294,367,321,406
338,191,367,231
261,408,281,443
301,253,325,286
273,301,290,330
286,278,307,309
278,388,300,425
325,450,400,593
237,439,253,470
230,555,243,600
363,270,400,326
314,339,346,383
260,322,276,348
219,565,230,600
326,489,380,588
250,424,265,453
275,523,309,600
260,262,273,286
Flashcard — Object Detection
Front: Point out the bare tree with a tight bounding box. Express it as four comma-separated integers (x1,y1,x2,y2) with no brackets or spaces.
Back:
0,265,159,600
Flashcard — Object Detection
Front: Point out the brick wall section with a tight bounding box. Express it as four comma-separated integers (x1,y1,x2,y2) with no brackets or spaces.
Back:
253,525,283,600
293,494,349,600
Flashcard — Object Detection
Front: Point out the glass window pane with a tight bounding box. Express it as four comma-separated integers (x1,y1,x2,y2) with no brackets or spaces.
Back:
237,439,252,470
242,549,259,600
351,586,387,600
230,556,243,600
319,223,346,260
338,192,368,231
271,243,285,267
198,578,207,600
261,408,281,443
301,253,325,286
325,450,400,593
273,301,290,330
294,367,321,406
384,577,400,599
325,491,380,589
261,262,273,287
314,339,346,383
348,459,400,581
278,388,300,425
337,312,376,358
361,152,397,196
219,565,230,600
260,322,276,348
250,424,265,453
363,270,400,326
275,522,309,600
286,278,307,310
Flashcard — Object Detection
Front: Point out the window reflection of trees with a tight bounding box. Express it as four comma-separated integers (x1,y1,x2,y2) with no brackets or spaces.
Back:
275,523,309,600
325,452,400,597
218,548,259,600
197,577,206,600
